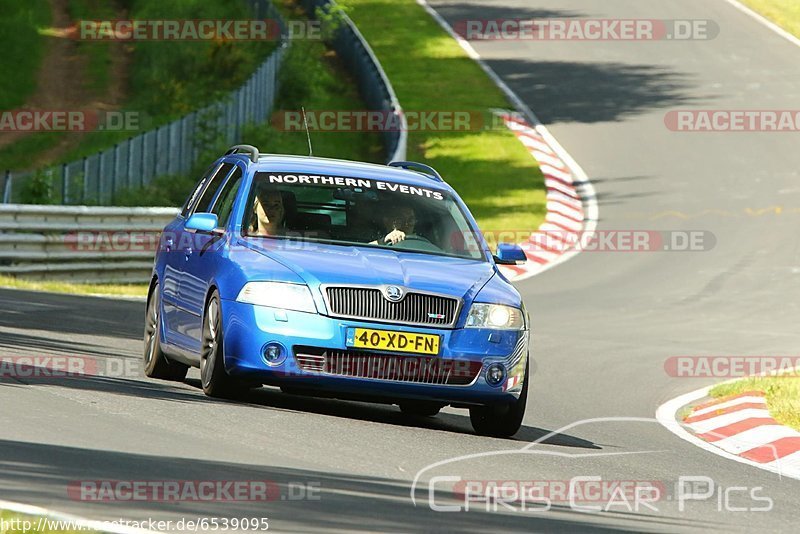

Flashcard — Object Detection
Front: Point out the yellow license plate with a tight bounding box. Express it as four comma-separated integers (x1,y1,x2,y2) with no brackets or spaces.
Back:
350,328,440,355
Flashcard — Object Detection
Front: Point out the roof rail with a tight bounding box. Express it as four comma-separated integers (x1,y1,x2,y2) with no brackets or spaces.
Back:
225,144,260,163
388,161,443,182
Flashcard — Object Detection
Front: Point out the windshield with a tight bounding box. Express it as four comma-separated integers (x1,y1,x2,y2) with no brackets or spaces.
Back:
243,172,485,261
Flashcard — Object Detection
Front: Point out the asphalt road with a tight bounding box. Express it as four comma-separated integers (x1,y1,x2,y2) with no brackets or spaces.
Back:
2,0,800,531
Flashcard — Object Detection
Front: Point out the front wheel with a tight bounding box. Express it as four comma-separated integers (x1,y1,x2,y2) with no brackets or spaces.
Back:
469,365,528,437
143,282,188,381
200,291,239,397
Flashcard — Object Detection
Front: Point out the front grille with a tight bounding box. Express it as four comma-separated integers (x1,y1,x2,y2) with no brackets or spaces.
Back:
325,286,460,328
294,348,481,386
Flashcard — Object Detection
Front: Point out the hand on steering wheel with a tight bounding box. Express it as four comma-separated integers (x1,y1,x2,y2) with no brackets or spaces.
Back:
383,229,406,245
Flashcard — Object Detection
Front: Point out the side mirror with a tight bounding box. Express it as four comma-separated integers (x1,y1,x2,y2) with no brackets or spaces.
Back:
494,242,526,265
185,213,219,233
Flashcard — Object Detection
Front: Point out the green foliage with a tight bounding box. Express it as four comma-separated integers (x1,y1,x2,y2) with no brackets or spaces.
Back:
18,170,55,204
0,0,50,110
127,0,278,119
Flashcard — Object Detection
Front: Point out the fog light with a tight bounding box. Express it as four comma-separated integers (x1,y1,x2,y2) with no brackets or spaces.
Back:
486,363,506,386
262,343,286,366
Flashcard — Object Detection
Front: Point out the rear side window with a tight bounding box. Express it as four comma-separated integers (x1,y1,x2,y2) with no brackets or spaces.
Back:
211,166,243,227
194,163,234,214
181,163,220,217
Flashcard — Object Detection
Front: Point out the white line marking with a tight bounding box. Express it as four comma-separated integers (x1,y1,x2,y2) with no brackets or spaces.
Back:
687,408,772,434
691,395,766,416
723,0,800,48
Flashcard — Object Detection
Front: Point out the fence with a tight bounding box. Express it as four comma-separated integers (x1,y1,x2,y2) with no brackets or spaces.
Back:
0,204,177,283
300,0,407,162
2,0,286,207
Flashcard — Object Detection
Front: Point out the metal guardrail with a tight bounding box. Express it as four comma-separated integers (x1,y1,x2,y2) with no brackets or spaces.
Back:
300,0,408,162
0,204,177,283
3,0,286,207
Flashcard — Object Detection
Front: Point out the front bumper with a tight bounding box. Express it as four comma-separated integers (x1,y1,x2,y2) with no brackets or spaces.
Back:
221,299,530,406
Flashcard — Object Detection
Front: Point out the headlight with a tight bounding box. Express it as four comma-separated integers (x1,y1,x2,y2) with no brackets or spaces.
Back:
465,303,525,330
236,282,317,313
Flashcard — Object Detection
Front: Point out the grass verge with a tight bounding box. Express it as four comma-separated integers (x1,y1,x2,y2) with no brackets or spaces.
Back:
0,0,51,111
336,0,546,234
740,0,800,37
0,0,278,175
709,374,800,431
0,275,148,298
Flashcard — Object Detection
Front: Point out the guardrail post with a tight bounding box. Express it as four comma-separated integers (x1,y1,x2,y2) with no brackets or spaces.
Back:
141,133,148,187
2,170,11,204
82,157,89,204
61,163,69,204
97,151,105,204
112,144,120,201
127,137,135,190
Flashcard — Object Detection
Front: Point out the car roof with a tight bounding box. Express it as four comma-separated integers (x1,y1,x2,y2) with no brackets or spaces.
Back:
229,153,452,191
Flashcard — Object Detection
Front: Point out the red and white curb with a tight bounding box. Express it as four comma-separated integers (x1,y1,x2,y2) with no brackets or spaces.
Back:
684,392,800,472
657,385,800,480
497,113,590,282
416,0,598,285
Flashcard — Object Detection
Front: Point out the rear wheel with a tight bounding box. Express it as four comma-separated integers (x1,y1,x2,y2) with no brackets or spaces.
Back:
399,401,444,417
200,291,239,397
470,365,529,437
143,282,188,381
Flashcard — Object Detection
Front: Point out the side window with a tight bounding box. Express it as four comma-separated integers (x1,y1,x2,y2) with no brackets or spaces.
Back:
181,163,220,217
193,163,234,214
210,166,243,228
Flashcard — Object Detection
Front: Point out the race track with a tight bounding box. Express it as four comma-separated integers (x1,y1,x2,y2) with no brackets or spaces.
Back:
2,0,799,531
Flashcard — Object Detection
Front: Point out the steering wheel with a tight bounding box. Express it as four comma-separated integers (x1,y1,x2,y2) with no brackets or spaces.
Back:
387,233,441,252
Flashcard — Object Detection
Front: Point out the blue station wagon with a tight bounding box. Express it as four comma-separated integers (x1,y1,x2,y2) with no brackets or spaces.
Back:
144,145,531,436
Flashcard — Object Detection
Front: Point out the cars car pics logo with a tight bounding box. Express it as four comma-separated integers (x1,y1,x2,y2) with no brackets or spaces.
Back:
383,285,404,302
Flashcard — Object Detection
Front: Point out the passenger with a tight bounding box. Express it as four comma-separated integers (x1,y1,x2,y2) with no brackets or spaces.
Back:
250,187,286,236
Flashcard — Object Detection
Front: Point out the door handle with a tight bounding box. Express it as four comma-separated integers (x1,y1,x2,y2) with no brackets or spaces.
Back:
165,237,174,252
185,247,193,260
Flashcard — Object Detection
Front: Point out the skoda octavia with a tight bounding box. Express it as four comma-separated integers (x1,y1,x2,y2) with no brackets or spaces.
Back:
144,145,531,437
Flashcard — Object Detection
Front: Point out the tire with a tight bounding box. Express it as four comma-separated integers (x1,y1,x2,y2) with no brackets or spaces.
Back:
399,401,443,417
200,291,239,397
470,364,529,438
143,282,189,381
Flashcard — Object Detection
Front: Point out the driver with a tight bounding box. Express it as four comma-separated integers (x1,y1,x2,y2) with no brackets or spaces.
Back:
370,203,417,245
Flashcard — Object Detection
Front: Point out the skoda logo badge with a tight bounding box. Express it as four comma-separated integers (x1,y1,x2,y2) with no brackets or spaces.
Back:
384,286,404,302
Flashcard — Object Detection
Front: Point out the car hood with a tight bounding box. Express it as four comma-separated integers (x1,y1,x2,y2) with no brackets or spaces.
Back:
241,238,495,301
